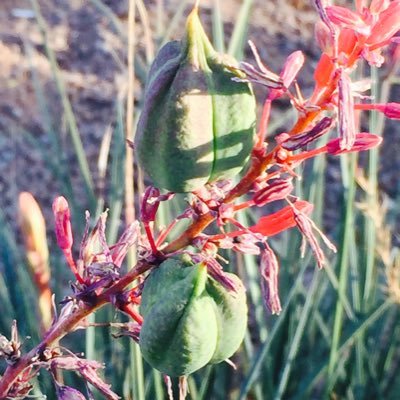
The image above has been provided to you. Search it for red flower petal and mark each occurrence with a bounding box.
[367,1,400,49]
[314,53,335,88]
[250,201,314,236]
[326,5,370,35]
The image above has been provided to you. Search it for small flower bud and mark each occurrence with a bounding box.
[52,196,73,251]
[327,132,382,154]
[19,192,49,271]
[141,186,161,223]
[382,102,400,119]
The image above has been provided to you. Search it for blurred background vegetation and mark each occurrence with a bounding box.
[0,0,399,399]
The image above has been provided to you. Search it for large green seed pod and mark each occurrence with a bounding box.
[135,7,256,193]
[139,259,247,377]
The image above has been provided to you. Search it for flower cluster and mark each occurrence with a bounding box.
[0,1,399,398]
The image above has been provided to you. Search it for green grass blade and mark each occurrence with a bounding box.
[107,101,126,243]
[298,299,393,398]
[212,0,225,52]
[326,154,357,391]
[274,269,322,399]
[238,257,310,399]
[160,0,192,47]
[227,0,254,58]
[362,65,380,310]
[30,0,96,208]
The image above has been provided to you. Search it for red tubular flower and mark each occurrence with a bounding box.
[311,53,336,104]
[322,1,400,66]
[315,20,333,55]
[140,186,161,223]
[315,53,334,86]
[250,200,314,236]
[337,28,359,63]
[355,102,400,119]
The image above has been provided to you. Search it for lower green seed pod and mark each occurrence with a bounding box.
[139,259,247,377]
[207,273,248,364]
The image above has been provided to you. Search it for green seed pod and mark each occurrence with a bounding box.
[135,7,256,193]
[206,273,248,364]
[139,259,247,377]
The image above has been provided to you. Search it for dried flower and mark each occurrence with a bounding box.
[280,117,334,151]
[51,356,120,400]
[260,243,282,314]
[0,321,21,365]
[252,177,294,206]
[55,383,86,400]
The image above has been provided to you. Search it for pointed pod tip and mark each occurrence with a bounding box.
[185,2,216,62]
[191,262,208,297]
[186,2,201,31]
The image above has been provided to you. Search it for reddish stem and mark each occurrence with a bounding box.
[120,304,143,324]
[233,201,254,212]
[64,249,85,284]
[144,223,159,254]
[209,229,247,242]
[255,98,272,148]
[287,146,328,162]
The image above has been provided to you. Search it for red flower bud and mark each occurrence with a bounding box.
[52,196,73,251]
[382,102,400,119]
[327,132,382,155]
